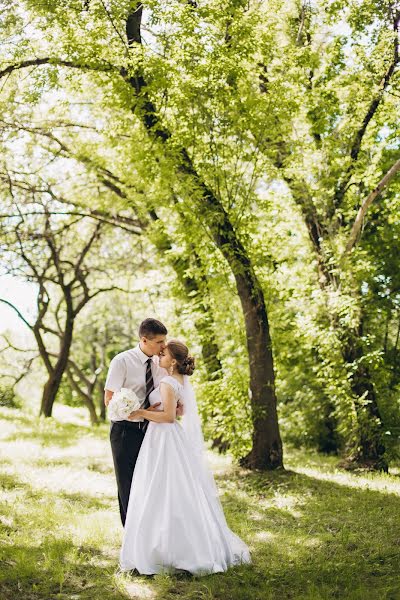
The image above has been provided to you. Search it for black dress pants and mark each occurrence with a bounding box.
[110,420,145,526]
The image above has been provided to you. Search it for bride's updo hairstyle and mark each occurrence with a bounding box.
[167,339,195,376]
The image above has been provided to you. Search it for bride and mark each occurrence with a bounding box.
[120,339,251,576]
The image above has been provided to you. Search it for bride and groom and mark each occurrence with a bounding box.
[104,318,251,575]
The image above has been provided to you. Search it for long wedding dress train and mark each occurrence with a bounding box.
[120,375,251,575]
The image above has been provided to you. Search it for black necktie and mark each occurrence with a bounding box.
[141,358,154,432]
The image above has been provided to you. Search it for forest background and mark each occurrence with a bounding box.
[1,1,400,599]
[1,0,400,471]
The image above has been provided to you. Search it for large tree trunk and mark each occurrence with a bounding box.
[194,201,282,468]
[184,191,283,468]
[124,4,283,470]
[236,270,283,469]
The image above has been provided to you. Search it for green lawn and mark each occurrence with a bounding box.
[0,406,399,600]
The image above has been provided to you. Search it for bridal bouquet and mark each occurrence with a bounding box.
[108,388,141,421]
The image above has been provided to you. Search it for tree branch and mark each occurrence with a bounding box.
[1,209,142,235]
[344,157,400,254]
[48,352,95,389]
[0,57,118,81]
[333,10,400,209]
[43,211,66,288]
[0,333,36,354]
[74,221,102,278]
[0,299,33,329]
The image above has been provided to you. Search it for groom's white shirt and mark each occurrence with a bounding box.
[105,344,167,421]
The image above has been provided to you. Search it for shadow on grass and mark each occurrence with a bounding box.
[196,468,400,600]
[108,468,400,600]
[0,469,126,600]
[0,471,30,490]
[1,407,400,600]
[61,490,113,511]
[0,539,129,600]
[2,466,400,600]
[0,408,108,449]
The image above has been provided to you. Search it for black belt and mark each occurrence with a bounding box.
[110,420,144,430]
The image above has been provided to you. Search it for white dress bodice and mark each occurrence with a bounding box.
[148,375,184,412]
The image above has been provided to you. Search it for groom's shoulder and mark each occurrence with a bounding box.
[110,347,136,363]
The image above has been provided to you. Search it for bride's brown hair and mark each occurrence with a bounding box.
[167,340,195,376]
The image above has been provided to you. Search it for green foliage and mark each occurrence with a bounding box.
[197,364,252,460]
[56,378,80,408]
[0,0,399,465]
[0,384,20,409]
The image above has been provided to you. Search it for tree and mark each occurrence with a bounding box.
[5,0,399,470]
[0,0,284,469]
[0,175,140,416]
[252,0,400,469]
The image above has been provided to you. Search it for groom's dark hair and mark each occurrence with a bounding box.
[139,318,167,338]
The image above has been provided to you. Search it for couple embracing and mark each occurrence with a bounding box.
[104,318,251,576]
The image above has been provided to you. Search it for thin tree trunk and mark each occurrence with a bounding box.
[340,322,388,471]
[40,310,74,417]
[317,400,340,455]
[344,157,400,254]
[97,380,106,421]
[67,368,99,425]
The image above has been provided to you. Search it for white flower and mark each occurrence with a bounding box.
[108,388,141,421]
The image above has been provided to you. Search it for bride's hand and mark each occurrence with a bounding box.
[128,403,162,420]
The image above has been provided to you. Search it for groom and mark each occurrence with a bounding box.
[104,318,177,526]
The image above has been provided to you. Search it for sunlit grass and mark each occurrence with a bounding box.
[1,406,399,599]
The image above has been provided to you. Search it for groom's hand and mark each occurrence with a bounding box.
[146,402,161,412]
[176,401,183,417]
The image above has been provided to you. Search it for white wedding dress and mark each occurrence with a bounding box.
[120,375,251,575]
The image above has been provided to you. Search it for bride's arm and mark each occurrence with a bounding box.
[127,382,177,423]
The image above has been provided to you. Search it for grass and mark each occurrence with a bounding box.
[0,405,399,600]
